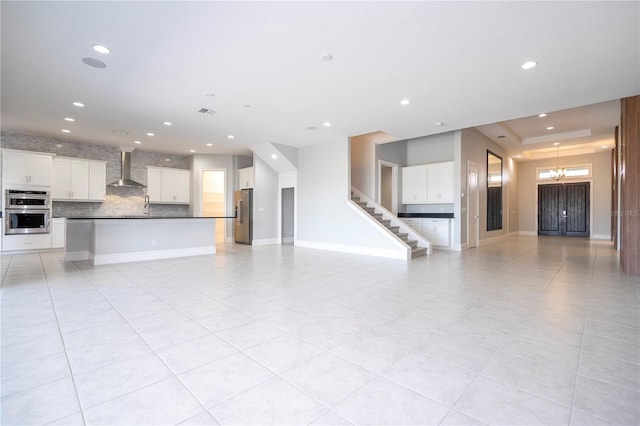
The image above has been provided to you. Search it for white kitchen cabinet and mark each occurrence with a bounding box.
[426,161,454,203]
[146,166,191,204]
[3,234,52,251]
[238,167,254,189]
[422,219,451,247]
[53,157,106,201]
[401,165,427,204]
[88,161,107,201]
[51,218,66,248]
[3,149,53,186]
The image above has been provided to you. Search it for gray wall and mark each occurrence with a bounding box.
[2,131,189,218]
[189,154,237,238]
[406,132,455,165]
[460,128,510,243]
[253,155,279,242]
[518,150,612,238]
[298,137,399,249]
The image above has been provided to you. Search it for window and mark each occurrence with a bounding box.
[536,164,592,181]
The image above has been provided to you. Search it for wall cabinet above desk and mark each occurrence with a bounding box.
[401,161,454,205]
[3,149,53,187]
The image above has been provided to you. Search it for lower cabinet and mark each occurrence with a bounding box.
[402,218,451,248]
[51,218,66,248]
[3,234,52,251]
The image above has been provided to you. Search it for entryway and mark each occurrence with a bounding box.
[281,187,295,244]
[202,170,226,243]
[538,182,590,237]
[378,160,398,214]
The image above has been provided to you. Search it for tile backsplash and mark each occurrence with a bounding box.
[1,131,189,218]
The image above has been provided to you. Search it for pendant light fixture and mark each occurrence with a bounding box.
[549,145,566,181]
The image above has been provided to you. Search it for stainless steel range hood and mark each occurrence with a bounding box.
[108,149,146,188]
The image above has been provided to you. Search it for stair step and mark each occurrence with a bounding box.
[388,226,399,233]
[411,247,428,258]
[407,239,418,248]
[396,232,408,240]
[372,212,383,218]
[379,219,391,226]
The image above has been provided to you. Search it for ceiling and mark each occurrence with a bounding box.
[1,2,639,158]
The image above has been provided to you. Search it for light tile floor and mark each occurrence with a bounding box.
[1,236,639,425]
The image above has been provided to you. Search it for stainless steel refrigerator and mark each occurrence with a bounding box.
[234,189,253,244]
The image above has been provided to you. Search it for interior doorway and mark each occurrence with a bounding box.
[468,162,479,248]
[281,187,295,244]
[538,182,590,237]
[378,160,398,214]
[202,170,226,243]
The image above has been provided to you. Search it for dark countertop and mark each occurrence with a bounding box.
[398,213,454,219]
[63,216,234,220]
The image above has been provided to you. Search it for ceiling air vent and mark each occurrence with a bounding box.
[198,108,215,115]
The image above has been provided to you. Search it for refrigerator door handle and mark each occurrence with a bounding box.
[238,200,243,224]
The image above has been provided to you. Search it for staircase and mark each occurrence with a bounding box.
[351,194,428,259]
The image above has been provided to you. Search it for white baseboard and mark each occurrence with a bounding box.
[517,231,538,236]
[295,239,408,261]
[591,234,611,240]
[282,237,294,244]
[92,246,216,265]
[452,243,463,251]
[252,238,281,246]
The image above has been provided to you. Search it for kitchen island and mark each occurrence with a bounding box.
[65,217,217,265]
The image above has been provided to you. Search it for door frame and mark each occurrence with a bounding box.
[536,179,593,237]
[378,160,398,214]
[467,161,480,248]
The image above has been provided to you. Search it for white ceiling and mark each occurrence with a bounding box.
[1,2,639,157]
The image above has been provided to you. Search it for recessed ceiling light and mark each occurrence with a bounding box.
[271,154,278,160]
[165,158,171,162]
[56,144,63,148]
[146,132,154,136]
[189,149,196,153]
[521,61,537,70]
[323,122,331,127]
[601,145,609,149]
[92,44,110,54]
[547,126,554,130]
[72,102,85,107]
[400,99,411,105]
[513,154,522,158]
[163,122,172,126]
[134,140,142,144]
[538,113,547,118]
[321,53,333,61]
[61,129,70,133]
[553,142,560,146]
[435,122,444,126]
[64,117,75,122]
[206,143,213,147]
[227,135,235,139]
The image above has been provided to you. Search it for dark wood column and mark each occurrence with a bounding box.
[620,96,640,276]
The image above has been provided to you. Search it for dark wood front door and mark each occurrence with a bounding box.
[538,182,590,237]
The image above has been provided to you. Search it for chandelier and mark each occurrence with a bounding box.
[549,146,566,181]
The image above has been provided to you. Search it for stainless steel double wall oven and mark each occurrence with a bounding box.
[5,190,51,234]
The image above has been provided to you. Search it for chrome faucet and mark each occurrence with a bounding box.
[144,195,151,217]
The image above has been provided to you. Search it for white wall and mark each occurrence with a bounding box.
[518,151,612,239]
[298,137,404,257]
[406,132,455,165]
[253,155,279,244]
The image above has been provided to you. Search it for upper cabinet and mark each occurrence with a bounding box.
[3,150,53,187]
[426,161,454,203]
[402,161,454,205]
[53,157,106,202]
[238,166,254,189]
[401,165,428,204]
[146,166,190,204]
